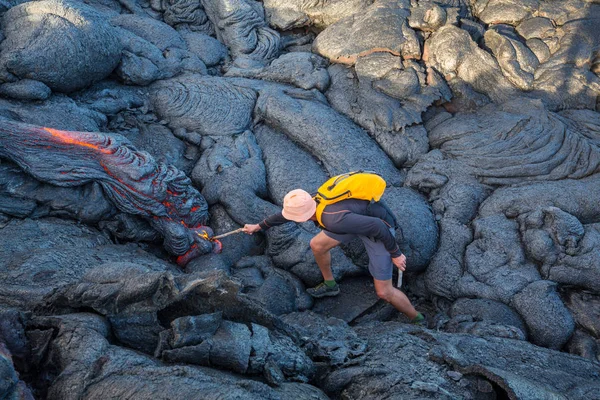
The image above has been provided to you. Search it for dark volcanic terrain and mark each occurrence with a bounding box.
[1,0,600,399]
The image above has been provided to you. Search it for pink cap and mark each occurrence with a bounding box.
[282,189,316,222]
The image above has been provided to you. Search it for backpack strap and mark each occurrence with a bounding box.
[313,195,327,228]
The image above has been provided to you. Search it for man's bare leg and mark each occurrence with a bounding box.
[309,231,341,281]
[373,278,418,319]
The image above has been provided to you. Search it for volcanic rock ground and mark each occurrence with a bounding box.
[1,0,600,399]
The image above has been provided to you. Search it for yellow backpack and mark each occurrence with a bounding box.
[314,171,387,228]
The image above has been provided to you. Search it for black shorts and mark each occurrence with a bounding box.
[323,228,396,281]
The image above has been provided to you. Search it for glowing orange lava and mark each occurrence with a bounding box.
[177,243,199,265]
[38,125,213,265]
[43,127,112,154]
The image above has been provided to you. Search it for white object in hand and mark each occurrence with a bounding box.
[397,271,403,288]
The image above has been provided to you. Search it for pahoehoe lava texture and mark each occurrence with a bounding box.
[427,98,600,185]
[0,0,122,94]
[0,118,211,258]
[202,0,281,67]
[2,0,600,398]
[150,75,257,135]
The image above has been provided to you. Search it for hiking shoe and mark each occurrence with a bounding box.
[307,282,340,298]
[411,312,427,327]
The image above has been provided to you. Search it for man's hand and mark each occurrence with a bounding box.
[242,224,261,235]
[392,254,407,271]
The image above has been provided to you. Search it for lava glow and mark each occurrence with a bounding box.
[43,126,194,225]
[0,121,214,266]
[198,231,210,241]
[43,127,112,154]
[42,124,217,261]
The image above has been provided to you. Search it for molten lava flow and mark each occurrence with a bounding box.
[212,240,223,254]
[43,125,209,234]
[177,243,200,266]
[43,127,112,154]
[176,235,222,266]
[0,119,212,266]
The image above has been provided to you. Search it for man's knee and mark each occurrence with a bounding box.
[310,237,324,253]
[310,236,333,254]
[376,286,394,302]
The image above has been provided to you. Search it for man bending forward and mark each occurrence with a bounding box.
[243,189,424,323]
